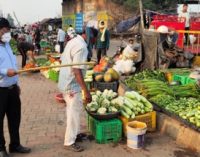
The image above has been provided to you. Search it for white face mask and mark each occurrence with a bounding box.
[1,32,11,43]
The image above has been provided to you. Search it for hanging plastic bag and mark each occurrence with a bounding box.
[55,44,60,53]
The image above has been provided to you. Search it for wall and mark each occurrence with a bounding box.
[62,0,136,29]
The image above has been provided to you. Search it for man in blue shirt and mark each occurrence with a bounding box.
[0,18,31,157]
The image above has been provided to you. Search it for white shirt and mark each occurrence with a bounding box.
[178,12,190,27]
[48,25,53,31]
[57,29,66,42]
[58,35,88,93]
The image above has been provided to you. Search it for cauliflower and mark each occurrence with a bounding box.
[108,106,118,113]
[96,90,102,96]
[111,92,118,98]
[86,102,98,112]
[102,89,109,98]
[97,107,107,114]
[101,99,110,108]
[111,96,124,107]
[92,95,99,102]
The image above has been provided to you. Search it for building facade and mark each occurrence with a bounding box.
[62,0,133,32]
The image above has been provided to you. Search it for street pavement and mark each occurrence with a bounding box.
[2,40,199,157]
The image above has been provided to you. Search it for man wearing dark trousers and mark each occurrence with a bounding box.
[0,18,31,157]
[57,26,66,53]
[96,21,110,64]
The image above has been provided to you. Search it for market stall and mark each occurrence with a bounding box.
[124,69,200,131]
[20,49,199,151]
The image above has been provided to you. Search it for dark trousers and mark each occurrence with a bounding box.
[185,27,190,45]
[0,85,21,151]
[58,42,64,53]
[19,50,27,68]
[97,48,107,64]
[35,42,41,55]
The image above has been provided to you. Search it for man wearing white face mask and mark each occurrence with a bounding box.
[0,18,31,157]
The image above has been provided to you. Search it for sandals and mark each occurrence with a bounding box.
[64,143,84,152]
[76,133,87,142]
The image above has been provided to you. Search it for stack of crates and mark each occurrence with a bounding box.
[87,115,122,144]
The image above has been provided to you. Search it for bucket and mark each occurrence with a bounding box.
[126,121,147,149]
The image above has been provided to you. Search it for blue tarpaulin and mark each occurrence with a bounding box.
[116,16,140,33]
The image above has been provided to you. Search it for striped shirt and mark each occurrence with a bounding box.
[58,35,88,93]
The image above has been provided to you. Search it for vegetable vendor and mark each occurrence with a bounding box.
[0,17,31,157]
[58,27,92,152]
[16,34,36,68]
[157,25,178,69]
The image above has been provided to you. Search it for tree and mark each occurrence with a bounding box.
[110,0,178,11]
[7,13,15,27]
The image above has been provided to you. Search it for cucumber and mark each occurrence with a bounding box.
[121,110,130,119]
[121,105,133,115]
[124,98,134,109]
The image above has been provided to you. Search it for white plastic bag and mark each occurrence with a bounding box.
[113,59,136,74]
[55,44,60,53]
[122,45,138,60]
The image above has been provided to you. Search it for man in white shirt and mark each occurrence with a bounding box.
[178,3,190,44]
[58,27,92,152]
[57,26,66,53]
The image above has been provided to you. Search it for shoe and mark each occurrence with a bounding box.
[75,133,87,142]
[0,151,9,157]
[9,145,31,153]
[64,143,84,152]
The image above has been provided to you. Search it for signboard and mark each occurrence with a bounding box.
[62,14,76,31]
[75,13,84,33]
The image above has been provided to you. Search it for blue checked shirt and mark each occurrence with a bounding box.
[0,42,18,87]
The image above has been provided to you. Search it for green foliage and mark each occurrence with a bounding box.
[111,0,178,11]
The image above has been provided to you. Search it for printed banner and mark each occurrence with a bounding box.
[75,13,84,33]
[62,14,76,31]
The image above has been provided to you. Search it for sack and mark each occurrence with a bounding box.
[55,44,60,53]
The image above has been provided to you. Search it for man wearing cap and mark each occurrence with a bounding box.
[58,27,92,152]
[157,25,179,69]
[96,21,110,63]
[0,18,31,157]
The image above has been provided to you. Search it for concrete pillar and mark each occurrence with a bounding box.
[62,0,76,16]
[76,0,83,13]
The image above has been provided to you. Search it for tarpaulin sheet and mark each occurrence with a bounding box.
[116,16,140,33]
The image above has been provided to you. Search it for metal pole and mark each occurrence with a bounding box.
[139,0,144,30]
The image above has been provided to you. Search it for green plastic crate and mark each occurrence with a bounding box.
[186,77,196,84]
[87,115,122,144]
[173,74,187,85]
[48,70,59,82]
